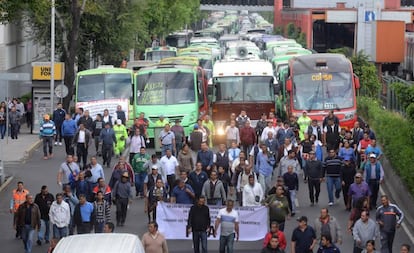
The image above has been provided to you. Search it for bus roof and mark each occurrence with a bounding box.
[213,60,273,77]
[159,56,199,67]
[145,46,177,53]
[178,47,212,55]
[290,53,351,74]
[271,49,312,63]
[77,67,133,76]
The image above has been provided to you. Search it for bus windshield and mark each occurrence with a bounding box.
[146,51,176,61]
[77,73,132,102]
[137,72,195,105]
[214,76,273,102]
[292,72,354,110]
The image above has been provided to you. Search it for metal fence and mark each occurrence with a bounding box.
[358,75,414,116]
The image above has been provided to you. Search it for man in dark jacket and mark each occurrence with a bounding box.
[304,151,324,206]
[73,123,92,169]
[187,196,211,253]
[100,122,116,168]
[77,110,93,131]
[323,150,343,206]
[34,185,54,245]
[52,102,66,146]
[92,114,104,156]
[16,195,41,253]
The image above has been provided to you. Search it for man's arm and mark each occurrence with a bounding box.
[290,241,296,253]
[214,217,221,237]
[235,221,239,241]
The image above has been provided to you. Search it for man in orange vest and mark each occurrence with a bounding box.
[10,181,29,238]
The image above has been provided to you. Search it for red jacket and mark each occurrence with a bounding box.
[240,126,256,146]
[263,230,287,250]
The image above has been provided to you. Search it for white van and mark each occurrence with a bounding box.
[53,233,145,253]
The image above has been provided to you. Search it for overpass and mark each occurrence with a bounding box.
[200,0,274,11]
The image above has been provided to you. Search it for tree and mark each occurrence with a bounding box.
[350,51,381,98]
[1,0,201,111]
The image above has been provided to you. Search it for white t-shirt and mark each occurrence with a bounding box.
[217,208,239,236]
[160,155,179,175]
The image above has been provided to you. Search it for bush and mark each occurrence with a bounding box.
[357,97,414,193]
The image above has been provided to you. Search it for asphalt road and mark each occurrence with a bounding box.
[0,145,412,253]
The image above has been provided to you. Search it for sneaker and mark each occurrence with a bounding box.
[335,191,340,199]
[54,142,58,146]
[59,142,62,146]
[291,212,296,217]
[310,202,314,206]
[329,202,333,206]
[315,198,319,203]
[43,156,48,160]
[45,240,50,244]
[37,239,42,246]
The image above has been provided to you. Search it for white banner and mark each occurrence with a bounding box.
[157,203,268,241]
[76,99,129,121]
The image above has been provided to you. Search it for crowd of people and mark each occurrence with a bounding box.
[8,104,412,253]
[0,98,31,139]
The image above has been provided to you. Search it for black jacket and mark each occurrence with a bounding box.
[187,204,211,232]
[34,193,55,220]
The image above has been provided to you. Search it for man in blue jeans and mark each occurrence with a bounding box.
[214,200,240,253]
[323,149,343,206]
[16,195,41,253]
[187,196,211,253]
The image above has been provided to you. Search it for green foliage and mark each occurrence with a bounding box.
[357,97,414,194]
[351,51,381,98]
[327,47,353,57]
[284,23,306,47]
[274,26,283,35]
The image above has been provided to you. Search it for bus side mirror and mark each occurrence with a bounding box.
[354,75,360,89]
[274,84,280,95]
[286,79,292,92]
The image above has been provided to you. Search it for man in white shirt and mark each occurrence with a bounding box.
[49,193,70,239]
[160,149,179,196]
[214,200,240,252]
[242,175,264,207]
[261,121,277,143]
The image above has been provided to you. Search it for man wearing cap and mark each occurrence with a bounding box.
[143,164,166,198]
[113,119,128,157]
[40,114,56,160]
[348,172,371,209]
[99,122,117,168]
[363,153,384,209]
[171,119,185,156]
[159,124,176,157]
[112,172,132,226]
[291,216,317,253]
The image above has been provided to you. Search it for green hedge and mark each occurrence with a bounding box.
[357,97,414,194]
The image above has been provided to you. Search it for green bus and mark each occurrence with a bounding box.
[75,66,135,126]
[134,57,209,139]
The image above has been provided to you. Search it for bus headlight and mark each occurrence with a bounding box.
[189,111,197,122]
[343,112,355,120]
[215,121,226,136]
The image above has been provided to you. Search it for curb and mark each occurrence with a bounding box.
[0,176,14,193]
[22,139,42,164]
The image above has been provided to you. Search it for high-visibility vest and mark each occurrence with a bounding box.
[12,189,29,213]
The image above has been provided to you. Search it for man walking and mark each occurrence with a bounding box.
[353,210,379,253]
[313,208,342,246]
[10,181,30,239]
[202,170,227,206]
[34,185,54,246]
[187,196,211,253]
[304,151,323,206]
[159,123,176,157]
[52,102,66,146]
[61,113,77,155]
[363,153,384,209]
[376,195,404,253]
[323,150,343,206]
[100,122,116,168]
[291,216,317,253]
[40,114,56,160]
[73,123,92,169]
[113,172,132,226]
[132,147,151,198]
[214,200,239,253]
[49,193,71,239]
[9,105,21,139]
[73,194,95,234]
[16,195,41,253]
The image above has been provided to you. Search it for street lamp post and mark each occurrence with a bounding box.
[50,0,55,113]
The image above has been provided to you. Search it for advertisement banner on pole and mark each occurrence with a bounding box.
[157,202,268,241]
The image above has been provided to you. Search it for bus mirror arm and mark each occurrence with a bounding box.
[354,74,360,89]
[286,79,292,92]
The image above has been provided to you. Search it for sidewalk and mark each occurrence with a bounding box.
[0,126,41,164]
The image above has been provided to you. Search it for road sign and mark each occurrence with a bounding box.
[31,62,64,81]
[54,84,69,98]
[0,73,31,81]
[365,11,376,22]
